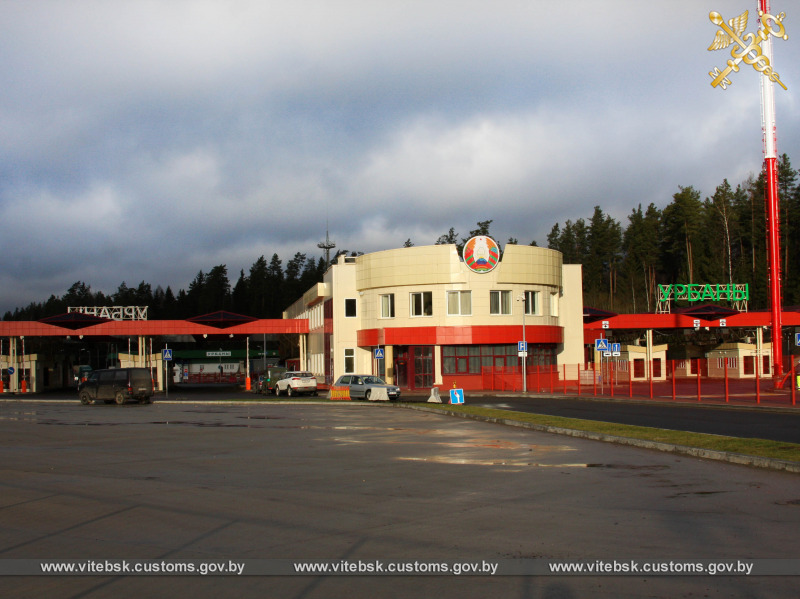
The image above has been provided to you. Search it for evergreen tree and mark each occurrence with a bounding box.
[622,204,661,312]
[660,186,704,284]
[266,253,284,317]
[436,227,459,245]
[231,269,249,314]
[200,265,230,313]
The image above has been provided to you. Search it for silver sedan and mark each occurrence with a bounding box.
[333,375,401,400]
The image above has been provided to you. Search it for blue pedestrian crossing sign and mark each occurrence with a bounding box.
[796,333,800,346]
[162,349,173,361]
[594,338,609,352]
[373,348,385,360]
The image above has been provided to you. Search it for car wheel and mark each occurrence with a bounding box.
[287,386,294,397]
[365,389,372,401]
[273,386,280,396]
[79,391,92,405]
[115,392,126,405]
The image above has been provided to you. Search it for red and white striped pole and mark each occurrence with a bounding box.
[759,0,783,378]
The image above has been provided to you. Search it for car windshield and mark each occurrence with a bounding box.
[362,376,386,384]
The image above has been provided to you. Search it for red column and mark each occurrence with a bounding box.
[765,156,784,378]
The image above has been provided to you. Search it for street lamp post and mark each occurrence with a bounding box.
[518,293,527,393]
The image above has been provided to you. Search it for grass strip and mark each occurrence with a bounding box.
[417,404,800,464]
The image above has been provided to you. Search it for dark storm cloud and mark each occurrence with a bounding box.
[0,0,798,312]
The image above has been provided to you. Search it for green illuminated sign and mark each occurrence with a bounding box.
[658,284,749,303]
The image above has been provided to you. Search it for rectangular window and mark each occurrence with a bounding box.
[380,294,395,318]
[490,290,512,315]
[524,290,539,315]
[550,292,559,317]
[743,356,754,375]
[633,359,645,378]
[411,291,433,317]
[344,298,357,318]
[447,291,472,316]
[344,348,355,374]
[653,359,662,377]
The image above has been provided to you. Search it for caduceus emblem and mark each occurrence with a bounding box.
[707,9,788,90]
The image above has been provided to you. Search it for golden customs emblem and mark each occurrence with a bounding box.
[707,9,788,90]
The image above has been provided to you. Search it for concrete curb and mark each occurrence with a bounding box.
[394,403,800,474]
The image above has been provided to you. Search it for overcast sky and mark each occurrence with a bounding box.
[1,0,798,314]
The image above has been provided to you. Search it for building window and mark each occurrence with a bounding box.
[344,348,355,373]
[410,291,433,317]
[443,344,556,374]
[490,290,512,315]
[653,359,662,377]
[550,292,559,317]
[345,298,357,318]
[380,294,395,318]
[524,290,539,315]
[633,359,645,378]
[447,291,472,316]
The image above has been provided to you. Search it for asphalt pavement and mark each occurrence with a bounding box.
[12,384,800,444]
[1,401,798,599]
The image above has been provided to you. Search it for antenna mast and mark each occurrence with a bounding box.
[317,224,336,267]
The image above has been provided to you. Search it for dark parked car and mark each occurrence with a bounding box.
[78,368,154,405]
[333,375,400,400]
[254,366,287,395]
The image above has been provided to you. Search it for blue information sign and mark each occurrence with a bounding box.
[449,388,464,404]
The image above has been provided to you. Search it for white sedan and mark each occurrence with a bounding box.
[274,372,318,396]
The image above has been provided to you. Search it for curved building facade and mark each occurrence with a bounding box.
[284,241,583,391]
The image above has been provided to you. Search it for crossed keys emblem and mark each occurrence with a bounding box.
[707,9,788,90]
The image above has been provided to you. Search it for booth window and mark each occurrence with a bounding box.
[344,349,355,373]
[345,298,357,318]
